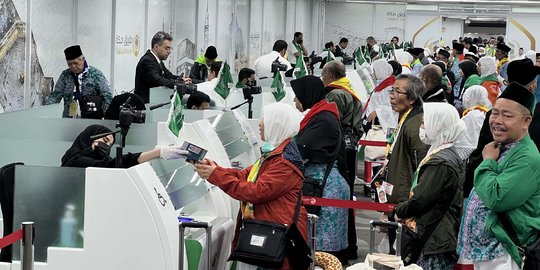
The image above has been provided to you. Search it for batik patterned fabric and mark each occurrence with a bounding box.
[47,65,112,118]
[457,141,519,261]
[305,162,349,251]
[416,253,455,270]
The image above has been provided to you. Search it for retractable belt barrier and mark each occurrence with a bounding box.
[0,229,23,249]
[302,196,396,212]
[358,139,387,147]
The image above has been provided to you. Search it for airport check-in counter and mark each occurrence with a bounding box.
[0,100,262,269]
[3,163,179,270]
[0,68,381,268]
[154,109,264,270]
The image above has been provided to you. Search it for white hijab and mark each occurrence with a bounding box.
[372,59,393,81]
[262,103,301,147]
[422,102,466,155]
[526,50,537,61]
[394,49,413,65]
[478,56,497,77]
[462,85,492,110]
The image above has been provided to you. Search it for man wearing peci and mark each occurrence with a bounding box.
[47,45,113,118]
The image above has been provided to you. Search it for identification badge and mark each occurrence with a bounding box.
[382,181,394,196]
[249,235,266,247]
[68,100,78,117]
[386,128,395,141]
[376,186,387,203]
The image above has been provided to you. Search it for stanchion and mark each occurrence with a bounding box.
[307,214,319,270]
[21,221,34,270]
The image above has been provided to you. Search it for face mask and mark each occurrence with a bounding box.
[419,127,429,144]
[94,141,111,159]
[297,39,303,44]
[261,142,276,155]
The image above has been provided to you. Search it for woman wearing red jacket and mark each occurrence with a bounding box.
[195,102,308,270]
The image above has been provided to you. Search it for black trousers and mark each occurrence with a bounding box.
[345,148,358,259]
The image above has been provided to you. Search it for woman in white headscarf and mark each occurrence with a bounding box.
[455,85,491,160]
[394,49,413,74]
[394,103,466,269]
[363,59,398,131]
[194,103,308,270]
[477,56,501,105]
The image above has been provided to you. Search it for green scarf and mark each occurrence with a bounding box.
[464,74,481,90]
[480,74,499,84]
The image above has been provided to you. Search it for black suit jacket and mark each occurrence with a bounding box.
[134,50,178,103]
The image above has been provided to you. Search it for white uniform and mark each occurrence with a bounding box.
[196,78,226,108]
[253,51,292,79]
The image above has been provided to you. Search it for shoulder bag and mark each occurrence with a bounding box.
[73,75,104,119]
[230,190,311,269]
[79,94,104,119]
[497,212,540,270]
[302,161,334,216]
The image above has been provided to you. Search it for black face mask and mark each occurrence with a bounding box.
[94,141,111,159]
[297,39,303,44]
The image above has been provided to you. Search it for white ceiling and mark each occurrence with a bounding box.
[338,0,540,5]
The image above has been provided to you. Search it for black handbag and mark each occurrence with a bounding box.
[72,74,104,119]
[302,161,334,216]
[230,190,308,269]
[497,212,540,270]
[343,111,361,151]
[79,95,104,119]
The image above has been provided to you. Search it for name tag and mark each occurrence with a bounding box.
[250,235,266,247]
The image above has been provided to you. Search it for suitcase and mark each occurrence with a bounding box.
[368,220,404,270]
[179,221,212,270]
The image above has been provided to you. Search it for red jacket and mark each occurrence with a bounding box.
[208,138,308,269]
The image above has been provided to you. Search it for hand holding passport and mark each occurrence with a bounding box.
[180,141,208,164]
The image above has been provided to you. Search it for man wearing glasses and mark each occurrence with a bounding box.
[384,74,430,256]
[135,31,193,103]
[386,74,429,205]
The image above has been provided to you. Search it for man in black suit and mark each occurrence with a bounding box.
[134,31,192,103]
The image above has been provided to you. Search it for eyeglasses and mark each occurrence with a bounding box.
[389,88,408,95]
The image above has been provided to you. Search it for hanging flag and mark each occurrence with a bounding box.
[355,47,368,66]
[214,61,234,99]
[363,46,372,64]
[390,43,396,59]
[294,54,307,79]
[325,49,334,63]
[166,92,185,137]
[271,71,286,102]
[380,44,388,59]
